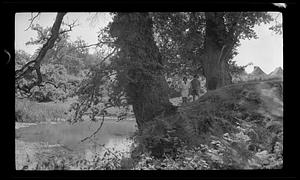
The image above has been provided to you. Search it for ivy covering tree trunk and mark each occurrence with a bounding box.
[109,13,176,130]
[202,12,232,90]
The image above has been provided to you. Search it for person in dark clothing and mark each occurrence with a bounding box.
[190,74,201,101]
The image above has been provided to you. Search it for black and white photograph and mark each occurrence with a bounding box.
[13,9,286,172]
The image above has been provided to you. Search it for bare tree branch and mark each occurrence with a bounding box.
[38,81,68,93]
[25,12,40,31]
[77,41,115,49]
[97,48,118,65]
[60,19,79,34]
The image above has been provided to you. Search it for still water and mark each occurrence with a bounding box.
[15,118,137,159]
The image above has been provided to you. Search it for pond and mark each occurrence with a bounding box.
[15,118,137,169]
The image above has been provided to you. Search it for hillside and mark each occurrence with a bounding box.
[138,79,283,169]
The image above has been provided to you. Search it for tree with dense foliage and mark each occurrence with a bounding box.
[152,12,273,90]
[108,13,177,130]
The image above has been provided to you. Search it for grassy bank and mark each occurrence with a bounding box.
[15,99,70,123]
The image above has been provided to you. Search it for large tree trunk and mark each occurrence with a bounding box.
[110,13,176,130]
[127,75,175,130]
[203,12,232,90]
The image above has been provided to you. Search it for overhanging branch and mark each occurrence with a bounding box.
[60,19,79,34]
[80,113,105,142]
[16,12,67,94]
[25,12,41,31]
[77,41,115,49]
[97,48,118,65]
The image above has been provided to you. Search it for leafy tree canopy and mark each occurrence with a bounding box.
[151,12,274,78]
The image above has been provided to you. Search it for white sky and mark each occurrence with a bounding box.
[15,12,283,74]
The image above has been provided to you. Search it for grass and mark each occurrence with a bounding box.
[15,95,135,123]
[15,98,70,123]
